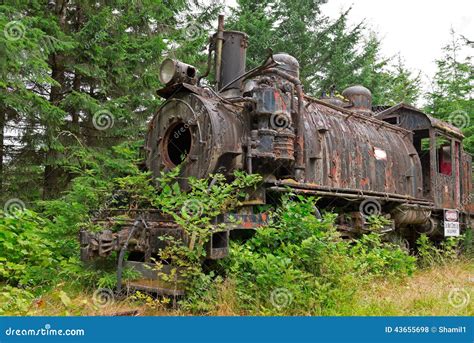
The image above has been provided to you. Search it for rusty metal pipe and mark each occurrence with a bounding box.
[214,14,224,91]
[268,186,435,209]
[197,38,214,85]
[261,68,301,85]
[294,84,305,181]
[273,180,434,204]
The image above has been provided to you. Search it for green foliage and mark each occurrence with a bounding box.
[0,140,147,313]
[154,170,262,250]
[349,233,416,277]
[460,228,474,258]
[0,0,218,200]
[366,214,393,231]
[178,273,224,313]
[197,196,417,315]
[150,170,262,299]
[0,210,60,287]
[97,268,141,290]
[0,285,35,315]
[416,234,463,268]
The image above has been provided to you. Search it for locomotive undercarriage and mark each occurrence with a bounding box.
[79,181,466,296]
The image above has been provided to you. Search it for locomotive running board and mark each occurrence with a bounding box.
[268,180,434,207]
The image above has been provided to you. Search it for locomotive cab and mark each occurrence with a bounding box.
[377,104,472,229]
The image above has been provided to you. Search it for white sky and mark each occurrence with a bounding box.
[321,0,473,82]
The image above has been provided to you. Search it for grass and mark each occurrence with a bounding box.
[23,261,473,316]
[347,260,474,316]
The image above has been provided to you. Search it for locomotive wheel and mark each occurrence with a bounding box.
[384,231,411,253]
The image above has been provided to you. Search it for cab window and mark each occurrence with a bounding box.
[436,135,452,176]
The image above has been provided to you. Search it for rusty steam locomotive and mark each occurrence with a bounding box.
[80,16,473,294]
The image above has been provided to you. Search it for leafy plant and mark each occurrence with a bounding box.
[416,234,463,268]
[366,215,393,231]
[217,195,416,315]
[0,210,60,287]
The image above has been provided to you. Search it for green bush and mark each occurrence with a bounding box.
[349,233,416,277]
[217,195,417,315]
[416,234,463,268]
[0,285,35,315]
[0,210,61,287]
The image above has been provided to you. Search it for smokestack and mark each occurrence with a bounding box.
[214,14,225,91]
[218,30,248,94]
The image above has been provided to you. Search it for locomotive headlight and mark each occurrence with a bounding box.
[159,58,197,86]
[159,59,176,85]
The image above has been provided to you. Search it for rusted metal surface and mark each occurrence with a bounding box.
[214,14,225,91]
[376,103,464,138]
[302,98,423,198]
[269,180,433,205]
[80,210,268,262]
[376,103,469,211]
[145,92,245,182]
[124,261,185,296]
[391,206,432,226]
[461,153,473,212]
[80,17,473,295]
[341,85,373,115]
[219,30,248,92]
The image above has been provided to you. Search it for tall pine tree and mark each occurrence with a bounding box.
[1,0,219,201]
[425,30,473,153]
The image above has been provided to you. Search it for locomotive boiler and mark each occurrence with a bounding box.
[80,16,473,294]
